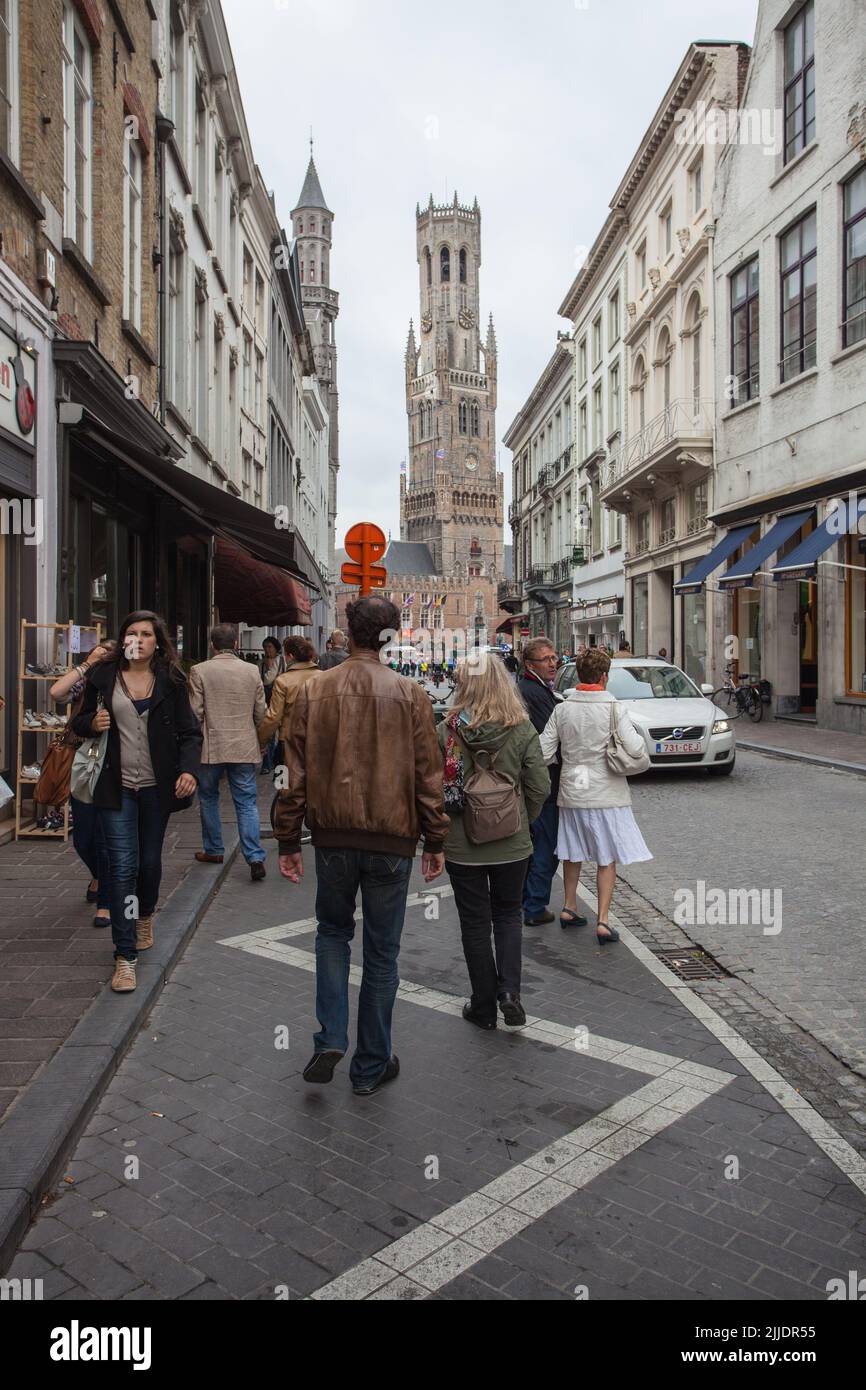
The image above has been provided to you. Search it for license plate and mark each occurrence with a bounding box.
[655,741,702,754]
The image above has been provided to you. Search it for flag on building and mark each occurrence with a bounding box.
[400,459,407,474]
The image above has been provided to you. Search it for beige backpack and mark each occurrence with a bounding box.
[455,733,522,845]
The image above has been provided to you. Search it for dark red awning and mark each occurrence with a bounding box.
[214,538,312,627]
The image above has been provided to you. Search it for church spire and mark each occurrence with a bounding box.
[486,313,497,357]
[293,154,331,215]
[405,319,417,369]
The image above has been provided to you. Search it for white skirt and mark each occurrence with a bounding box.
[557,806,652,866]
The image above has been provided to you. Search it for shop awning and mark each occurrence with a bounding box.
[214,538,312,626]
[59,402,321,592]
[718,509,813,588]
[771,496,865,580]
[673,524,756,595]
[496,616,518,634]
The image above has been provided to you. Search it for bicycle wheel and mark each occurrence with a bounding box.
[712,688,740,718]
[746,690,763,721]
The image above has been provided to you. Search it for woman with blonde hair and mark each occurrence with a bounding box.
[540,646,651,944]
[436,651,550,1029]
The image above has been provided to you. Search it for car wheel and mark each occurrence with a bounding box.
[708,757,735,777]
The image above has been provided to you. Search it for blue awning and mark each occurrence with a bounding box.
[718,509,813,588]
[674,524,757,595]
[772,496,866,580]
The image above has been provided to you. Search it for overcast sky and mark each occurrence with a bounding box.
[223,0,760,547]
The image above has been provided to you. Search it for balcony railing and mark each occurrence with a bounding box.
[449,369,488,390]
[507,501,521,525]
[497,579,523,608]
[634,538,650,556]
[658,526,676,546]
[525,565,547,589]
[686,514,708,535]
[606,398,713,487]
[549,558,572,585]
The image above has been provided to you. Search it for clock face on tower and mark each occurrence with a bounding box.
[458,308,475,329]
[421,311,433,333]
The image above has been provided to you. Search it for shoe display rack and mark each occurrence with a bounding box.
[16,620,102,842]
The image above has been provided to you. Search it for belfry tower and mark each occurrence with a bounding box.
[401,193,503,578]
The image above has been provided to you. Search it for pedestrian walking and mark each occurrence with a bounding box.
[617,638,633,656]
[318,629,349,671]
[70,612,202,992]
[50,641,116,927]
[275,594,448,1096]
[517,636,564,926]
[189,624,268,881]
[437,653,549,1029]
[259,637,286,773]
[257,635,321,766]
[539,646,651,943]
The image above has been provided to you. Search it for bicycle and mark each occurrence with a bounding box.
[712,665,764,722]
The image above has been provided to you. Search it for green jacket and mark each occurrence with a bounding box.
[435,717,550,865]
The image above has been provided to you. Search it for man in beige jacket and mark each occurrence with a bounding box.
[189,624,268,881]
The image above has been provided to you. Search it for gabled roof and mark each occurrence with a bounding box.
[383,540,437,576]
[293,157,331,214]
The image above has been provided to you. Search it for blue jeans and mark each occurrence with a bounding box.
[522,799,560,917]
[313,847,413,1087]
[71,795,110,911]
[260,734,279,773]
[98,788,169,961]
[197,762,265,863]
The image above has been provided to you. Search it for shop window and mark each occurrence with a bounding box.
[681,590,707,685]
[847,535,866,696]
[632,575,648,656]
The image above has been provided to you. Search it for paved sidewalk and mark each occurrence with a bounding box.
[735,717,866,773]
[8,847,866,1300]
[0,781,270,1124]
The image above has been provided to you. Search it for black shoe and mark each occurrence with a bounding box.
[93,913,110,929]
[352,1056,400,1096]
[596,923,620,945]
[250,861,266,882]
[523,910,555,926]
[86,884,99,903]
[498,993,526,1027]
[560,907,588,928]
[303,1049,345,1084]
[462,1003,497,1031]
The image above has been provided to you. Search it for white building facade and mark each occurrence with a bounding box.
[711,0,866,731]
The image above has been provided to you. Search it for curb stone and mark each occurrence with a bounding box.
[0,834,241,1273]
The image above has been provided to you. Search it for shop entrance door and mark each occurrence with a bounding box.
[799,579,818,713]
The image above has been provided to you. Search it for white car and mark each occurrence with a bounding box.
[556,657,735,776]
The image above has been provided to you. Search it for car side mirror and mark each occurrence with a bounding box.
[700,683,714,695]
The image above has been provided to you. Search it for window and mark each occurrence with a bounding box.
[843,168,866,348]
[609,361,620,432]
[591,479,601,554]
[637,242,647,287]
[425,247,432,286]
[242,450,252,503]
[636,511,650,552]
[578,401,588,460]
[609,289,620,344]
[459,248,467,282]
[471,401,480,436]
[633,356,647,432]
[168,13,185,159]
[122,138,142,328]
[661,496,676,543]
[592,315,602,367]
[688,479,707,531]
[780,209,817,381]
[242,331,252,414]
[440,246,450,282]
[62,0,93,255]
[168,235,185,411]
[195,76,207,206]
[592,382,602,450]
[255,270,264,334]
[564,395,572,449]
[229,192,238,294]
[213,328,223,466]
[255,349,263,425]
[784,0,815,163]
[243,246,253,310]
[194,280,207,437]
[847,535,866,697]
[578,338,587,384]
[458,399,467,434]
[657,328,672,411]
[731,257,760,402]
[0,0,19,162]
[692,159,704,216]
[661,202,672,257]
[213,150,224,261]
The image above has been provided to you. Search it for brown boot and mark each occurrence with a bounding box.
[136,915,154,951]
[111,958,136,992]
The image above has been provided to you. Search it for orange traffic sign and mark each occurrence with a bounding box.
[341,522,388,595]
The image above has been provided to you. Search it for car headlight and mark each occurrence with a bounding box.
[712,719,730,734]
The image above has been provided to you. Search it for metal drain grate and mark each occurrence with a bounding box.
[651,947,731,982]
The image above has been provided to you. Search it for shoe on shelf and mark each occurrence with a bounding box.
[23,709,40,727]
[194,851,224,864]
[523,909,555,926]
[25,663,49,676]
[250,861,266,882]
[302,1050,345,1084]
[560,907,588,928]
[111,958,137,992]
[22,763,42,779]
[462,1002,497,1031]
[136,915,154,950]
[352,1056,400,1096]
[498,993,527,1027]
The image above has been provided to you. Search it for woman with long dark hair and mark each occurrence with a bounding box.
[71,612,202,992]
[259,636,286,774]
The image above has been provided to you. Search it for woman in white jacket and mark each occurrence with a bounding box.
[539,647,651,944]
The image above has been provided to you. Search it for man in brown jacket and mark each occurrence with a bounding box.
[189,625,267,881]
[276,595,448,1096]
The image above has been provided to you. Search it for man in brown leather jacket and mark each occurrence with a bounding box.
[276,595,448,1096]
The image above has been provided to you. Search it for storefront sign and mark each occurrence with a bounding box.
[0,326,37,444]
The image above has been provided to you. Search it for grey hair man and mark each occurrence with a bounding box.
[318,629,349,671]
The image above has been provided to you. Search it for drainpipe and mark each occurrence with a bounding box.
[154,111,175,425]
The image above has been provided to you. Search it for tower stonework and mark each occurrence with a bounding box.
[402,194,503,585]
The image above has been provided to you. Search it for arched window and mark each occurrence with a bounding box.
[656,327,672,412]
[309,261,316,282]
[309,219,316,234]
[297,219,303,234]
[458,399,468,434]
[633,354,647,432]
[440,246,450,282]
[686,295,702,414]
[459,248,467,283]
[425,248,432,286]
[471,402,480,436]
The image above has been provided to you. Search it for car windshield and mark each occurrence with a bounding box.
[607,665,701,699]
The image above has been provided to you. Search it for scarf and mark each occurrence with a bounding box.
[442,711,467,811]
